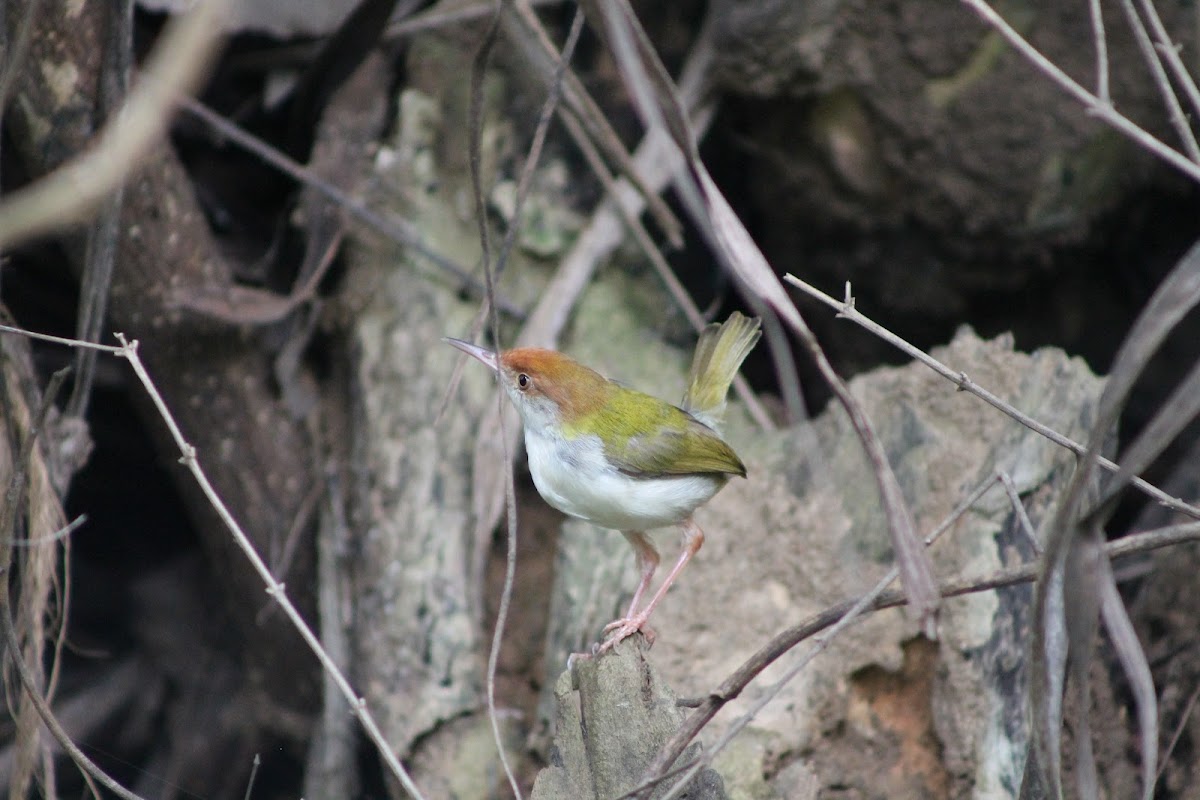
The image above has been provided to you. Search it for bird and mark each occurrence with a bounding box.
[445,312,760,653]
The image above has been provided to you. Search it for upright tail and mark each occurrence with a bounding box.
[681,312,761,430]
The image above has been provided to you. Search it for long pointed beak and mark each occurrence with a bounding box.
[443,337,500,372]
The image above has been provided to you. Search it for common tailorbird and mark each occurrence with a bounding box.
[446,312,760,652]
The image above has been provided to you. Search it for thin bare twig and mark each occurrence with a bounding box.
[1117,0,1200,162]
[647,471,1005,800]
[960,0,1200,184]
[999,471,1042,555]
[175,97,522,317]
[784,275,1200,521]
[452,5,586,354]
[0,596,136,800]
[0,324,125,354]
[111,334,428,799]
[1157,680,1200,786]
[69,0,133,418]
[386,0,561,39]
[1135,0,1200,123]
[1087,0,1110,103]
[629,518,1200,800]
[496,9,584,282]
[466,2,525,795]
[242,753,261,800]
[0,368,122,799]
[3,514,87,548]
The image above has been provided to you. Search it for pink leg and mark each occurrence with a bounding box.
[598,519,704,654]
[620,530,659,618]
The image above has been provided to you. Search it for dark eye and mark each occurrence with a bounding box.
[517,373,530,390]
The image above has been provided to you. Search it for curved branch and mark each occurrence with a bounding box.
[0,0,229,248]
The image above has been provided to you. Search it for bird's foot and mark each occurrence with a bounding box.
[595,613,655,655]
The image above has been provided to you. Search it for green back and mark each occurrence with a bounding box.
[563,387,746,478]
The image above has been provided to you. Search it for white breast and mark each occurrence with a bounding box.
[523,427,727,531]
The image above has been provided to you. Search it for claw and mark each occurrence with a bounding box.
[595,613,656,655]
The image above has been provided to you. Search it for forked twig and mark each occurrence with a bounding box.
[959,0,1200,183]
[1117,0,1200,162]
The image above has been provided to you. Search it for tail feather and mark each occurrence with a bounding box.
[682,312,761,429]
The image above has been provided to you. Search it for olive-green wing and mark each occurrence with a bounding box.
[586,392,746,478]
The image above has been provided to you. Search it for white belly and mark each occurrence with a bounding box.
[523,427,726,531]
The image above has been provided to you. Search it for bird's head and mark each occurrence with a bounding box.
[444,339,611,436]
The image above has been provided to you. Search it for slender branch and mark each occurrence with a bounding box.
[111,335,428,800]
[0,368,134,799]
[960,0,1200,184]
[175,97,522,317]
[650,472,1005,799]
[1087,0,1110,103]
[242,753,261,800]
[493,8,585,283]
[3,514,87,548]
[784,275,1200,521]
[1117,0,1200,162]
[1135,0,1200,121]
[999,471,1041,555]
[0,324,125,353]
[631,518,1200,799]
[0,590,144,800]
[466,3,525,796]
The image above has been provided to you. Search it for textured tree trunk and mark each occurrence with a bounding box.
[5,0,317,729]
